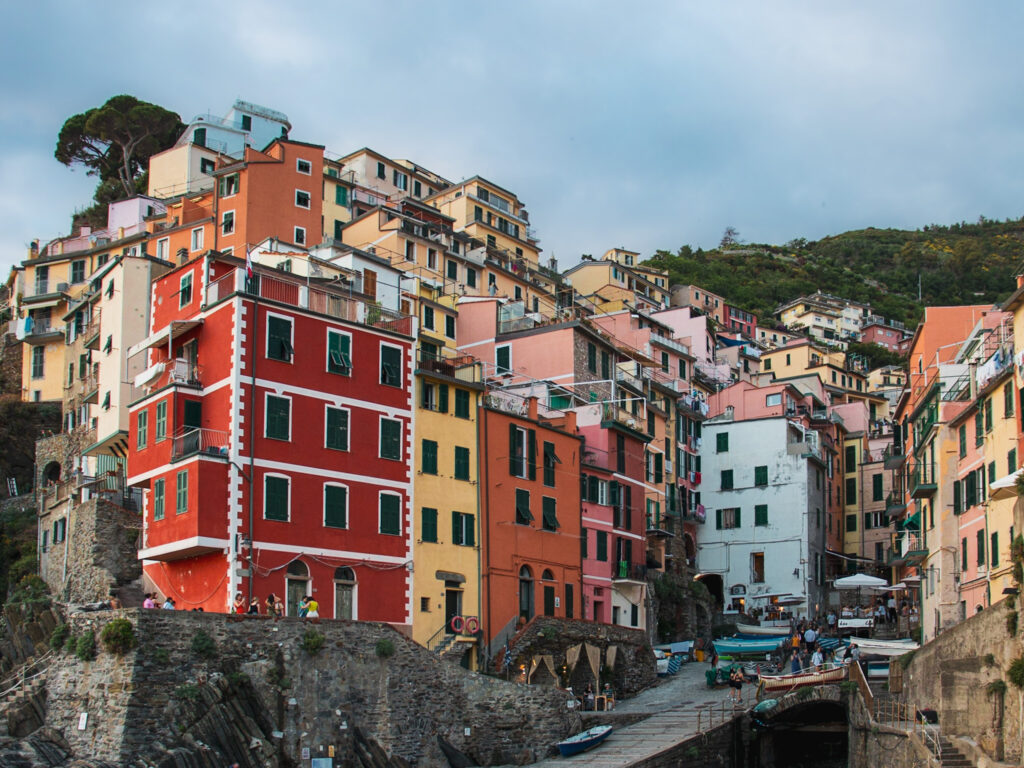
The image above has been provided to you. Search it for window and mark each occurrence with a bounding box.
[445,315,456,339]
[71,259,86,283]
[104,335,112,354]
[199,157,215,174]
[454,389,470,419]
[153,478,165,521]
[751,552,765,583]
[296,158,311,175]
[754,504,768,526]
[381,344,402,386]
[325,407,349,451]
[175,470,189,514]
[496,345,511,373]
[845,477,857,504]
[977,528,985,566]
[515,488,533,525]
[421,440,438,474]
[846,513,857,532]
[221,210,235,235]
[716,432,729,452]
[720,470,733,490]
[155,401,167,441]
[324,484,348,528]
[421,508,438,543]
[542,497,559,531]
[393,170,408,190]
[335,185,348,206]
[601,350,611,380]
[423,306,435,330]
[190,227,204,252]
[240,114,252,131]
[380,493,401,535]
[376,161,386,180]
[992,531,1000,567]
[218,172,239,197]
[265,395,291,440]
[137,411,148,449]
[975,410,984,446]
[294,226,306,245]
[953,479,962,515]
[509,424,536,479]
[872,473,884,502]
[543,441,559,487]
[587,343,597,373]
[413,180,422,197]
[380,418,402,460]
[989,461,997,484]
[156,237,169,261]
[958,425,967,458]
[962,537,968,572]
[176,274,194,310]
[267,315,294,362]
[446,259,458,280]
[454,446,470,480]
[985,398,993,432]
[1009,449,1017,474]
[30,346,44,379]
[1005,384,1015,418]
[452,512,475,546]
[327,329,351,375]
[845,445,856,469]
[466,268,477,288]
[765,393,781,407]
[716,508,740,529]
[754,465,768,486]
[427,248,437,270]
[596,530,608,561]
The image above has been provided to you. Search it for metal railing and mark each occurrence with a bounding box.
[649,333,690,357]
[171,428,230,461]
[613,561,648,581]
[415,348,481,382]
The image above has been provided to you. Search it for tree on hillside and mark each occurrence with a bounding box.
[845,341,907,371]
[55,95,183,199]
[720,226,741,248]
[0,396,60,499]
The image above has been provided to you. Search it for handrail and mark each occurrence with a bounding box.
[850,660,873,715]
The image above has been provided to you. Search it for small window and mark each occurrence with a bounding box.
[221,210,235,235]
[421,439,438,474]
[445,315,456,339]
[267,315,294,362]
[153,478,165,521]
[381,344,402,386]
[296,159,312,175]
[380,493,401,535]
[327,329,351,375]
[423,306,435,330]
[179,273,193,308]
[380,418,402,460]
[137,410,148,450]
[324,484,348,528]
[716,508,740,529]
[454,389,470,419]
[765,393,781,407]
[155,401,167,441]
[754,504,768,526]
[496,345,511,373]
[190,227,204,252]
[175,470,189,514]
[265,395,291,441]
[265,475,290,521]
[754,465,768,486]
[515,488,533,525]
[454,446,470,480]
[421,507,438,543]
[717,432,729,453]
[218,173,239,197]
[721,470,733,490]
[325,407,349,451]
[542,497,559,531]
[295,190,311,209]
[294,226,306,245]
[452,511,475,546]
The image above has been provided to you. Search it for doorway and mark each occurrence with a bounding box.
[285,560,309,616]
[445,587,463,634]
[518,565,534,622]
[334,566,355,620]
[542,569,556,616]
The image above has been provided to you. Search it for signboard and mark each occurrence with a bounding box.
[77,713,88,730]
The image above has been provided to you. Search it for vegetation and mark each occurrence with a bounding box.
[100,618,137,655]
[1008,610,1018,637]
[8,574,51,609]
[645,218,1024,330]
[75,631,97,662]
[266,667,291,689]
[897,650,917,670]
[190,629,217,659]
[300,629,325,656]
[985,653,997,667]
[1008,656,1024,689]
[375,638,396,658]
[49,623,69,651]
[987,679,1008,697]
[54,94,183,229]
[174,683,200,701]
[844,341,907,370]
[150,647,170,664]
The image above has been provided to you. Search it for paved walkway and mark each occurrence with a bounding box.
[533,662,749,767]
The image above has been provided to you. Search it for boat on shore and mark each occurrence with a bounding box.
[843,637,919,657]
[735,624,791,636]
[713,636,786,655]
[758,664,847,693]
[557,725,613,757]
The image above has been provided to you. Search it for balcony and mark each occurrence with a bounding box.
[678,392,709,419]
[646,368,682,393]
[787,440,822,462]
[615,367,645,393]
[885,491,907,518]
[601,404,650,441]
[909,461,936,498]
[581,445,614,471]
[171,427,230,461]
[23,319,65,345]
[415,349,482,385]
[612,561,648,583]
[649,333,690,358]
[883,444,906,470]
[912,402,938,451]
[888,534,927,566]
[84,308,101,349]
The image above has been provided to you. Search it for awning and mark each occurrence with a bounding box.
[126,319,203,358]
[435,570,465,584]
[23,297,61,309]
[990,469,1022,500]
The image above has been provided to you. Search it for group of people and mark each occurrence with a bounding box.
[568,683,615,711]
[142,592,175,610]
[231,592,320,618]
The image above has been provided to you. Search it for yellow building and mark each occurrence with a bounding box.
[321,156,357,242]
[563,255,670,315]
[411,309,484,668]
[761,339,882,413]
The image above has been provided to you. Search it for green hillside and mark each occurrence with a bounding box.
[644,217,1024,329]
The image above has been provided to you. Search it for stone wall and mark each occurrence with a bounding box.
[0,332,22,395]
[62,498,142,602]
[904,596,1024,764]
[499,615,657,697]
[24,609,581,767]
[631,718,748,768]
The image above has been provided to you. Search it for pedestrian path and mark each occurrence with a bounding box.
[533,662,747,767]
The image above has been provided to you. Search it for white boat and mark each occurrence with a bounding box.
[844,637,919,657]
[736,624,792,636]
[759,664,847,693]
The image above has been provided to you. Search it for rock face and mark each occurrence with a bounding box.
[1,609,584,767]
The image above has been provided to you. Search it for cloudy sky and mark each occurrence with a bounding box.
[3,2,1023,279]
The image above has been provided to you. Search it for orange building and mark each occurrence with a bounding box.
[478,396,582,657]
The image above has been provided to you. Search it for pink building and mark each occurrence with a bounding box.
[862,321,910,355]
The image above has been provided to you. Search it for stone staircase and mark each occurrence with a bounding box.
[938,737,972,768]
[0,656,50,739]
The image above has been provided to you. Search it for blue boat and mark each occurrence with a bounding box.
[712,636,786,655]
[557,725,613,757]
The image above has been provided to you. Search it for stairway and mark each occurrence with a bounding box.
[938,738,972,768]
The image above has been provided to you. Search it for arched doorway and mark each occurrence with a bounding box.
[519,565,534,622]
[541,569,556,616]
[683,533,697,568]
[334,566,355,620]
[696,573,724,607]
[285,560,309,616]
[42,461,61,486]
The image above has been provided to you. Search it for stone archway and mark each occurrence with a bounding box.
[696,573,724,607]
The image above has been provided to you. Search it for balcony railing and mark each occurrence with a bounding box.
[601,403,646,435]
[615,368,645,392]
[888,533,926,565]
[613,561,649,582]
[171,428,230,461]
[678,392,709,418]
[415,348,481,383]
[909,461,936,498]
[885,491,908,518]
[646,368,683,393]
[581,445,614,471]
[912,403,938,451]
[649,333,690,357]
[883,444,906,470]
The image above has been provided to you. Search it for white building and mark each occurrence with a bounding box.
[698,414,830,618]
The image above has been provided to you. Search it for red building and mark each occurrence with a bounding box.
[127,252,415,625]
[478,396,582,653]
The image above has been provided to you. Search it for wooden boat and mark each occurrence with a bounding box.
[713,636,786,655]
[759,664,847,693]
[735,624,792,636]
[844,637,919,657]
[557,725,613,757]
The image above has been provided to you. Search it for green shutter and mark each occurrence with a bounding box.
[326,408,348,450]
[380,494,401,535]
[872,473,883,501]
[735,508,741,527]
[176,470,188,514]
[717,432,728,452]
[543,497,559,530]
[587,343,596,373]
[496,345,510,372]
[609,480,620,506]
[654,453,663,484]
[953,481,962,515]
[846,513,857,532]
[265,476,289,521]
[527,429,537,480]
[509,423,519,475]
[422,439,437,474]
[452,512,462,545]
[454,446,470,480]
[422,508,437,542]
[716,509,722,529]
[438,384,448,413]
[755,465,768,486]
[335,184,348,206]
[455,389,470,418]
[596,530,607,561]
[515,488,533,523]
[268,316,292,361]
[324,485,347,528]
[381,345,402,386]
[381,419,401,459]
[328,332,351,374]
[266,396,290,440]
[755,504,768,526]
[153,479,164,520]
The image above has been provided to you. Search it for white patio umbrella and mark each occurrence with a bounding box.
[834,573,888,589]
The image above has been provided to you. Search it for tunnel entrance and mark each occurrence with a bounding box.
[755,700,848,767]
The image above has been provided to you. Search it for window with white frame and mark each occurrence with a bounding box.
[156,237,169,261]
[179,273,193,308]
[264,474,289,521]
[324,483,348,528]
[296,158,312,175]
[294,226,306,245]
[221,210,235,235]
[295,190,311,209]
[190,227,204,252]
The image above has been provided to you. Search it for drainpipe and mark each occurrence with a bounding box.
[482,405,492,664]
[473,382,484,667]
[246,271,259,603]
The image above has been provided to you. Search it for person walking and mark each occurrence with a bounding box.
[811,647,823,669]
[790,649,802,674]
[729,666,745,706]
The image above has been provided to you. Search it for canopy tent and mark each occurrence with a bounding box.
[834,574,888,589]
[990,469,1022,501]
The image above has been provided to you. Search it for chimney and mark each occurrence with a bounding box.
[527,397,538,421]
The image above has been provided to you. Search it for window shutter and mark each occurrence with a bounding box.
[509,424,517,475]
[716,509,722,529]
[466,515,475,547]
[588,475,599,502]
[953,480,961,515]
[610,480,620,506]
[735,508,741,527]
[581,473,588,502]
[422,508,437,542]
[324,486,347,528]
[438,385,448,413]
[452,513,461,545]
[527,429,537,480]
[654,453,663,484]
